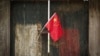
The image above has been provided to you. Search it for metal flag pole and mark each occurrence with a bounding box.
[37,12,56,41]
[48,0,50,55]
[38,0,51,55]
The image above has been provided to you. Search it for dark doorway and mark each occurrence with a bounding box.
[10,1,48,56]
[10,1,88,56]
[50,1,88,56]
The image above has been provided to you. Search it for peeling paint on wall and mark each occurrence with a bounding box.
[15,24,42,56]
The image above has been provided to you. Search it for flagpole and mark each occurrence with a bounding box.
[37,12,56,42]
[48,0,50,55]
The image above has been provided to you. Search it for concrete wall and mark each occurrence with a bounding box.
[0,0,100,56]
[0,0,10,56]
[15,24,42,56]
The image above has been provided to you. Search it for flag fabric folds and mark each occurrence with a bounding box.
[45,12,63,42]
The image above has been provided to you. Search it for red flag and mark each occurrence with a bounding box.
[45,12,63,42]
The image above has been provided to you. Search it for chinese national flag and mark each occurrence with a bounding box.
[45,12,63,42]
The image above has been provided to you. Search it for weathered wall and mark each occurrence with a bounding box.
[89,0,100,56]
[10,2,48,56]
[0,0,10,56]
[15,24,42,56]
